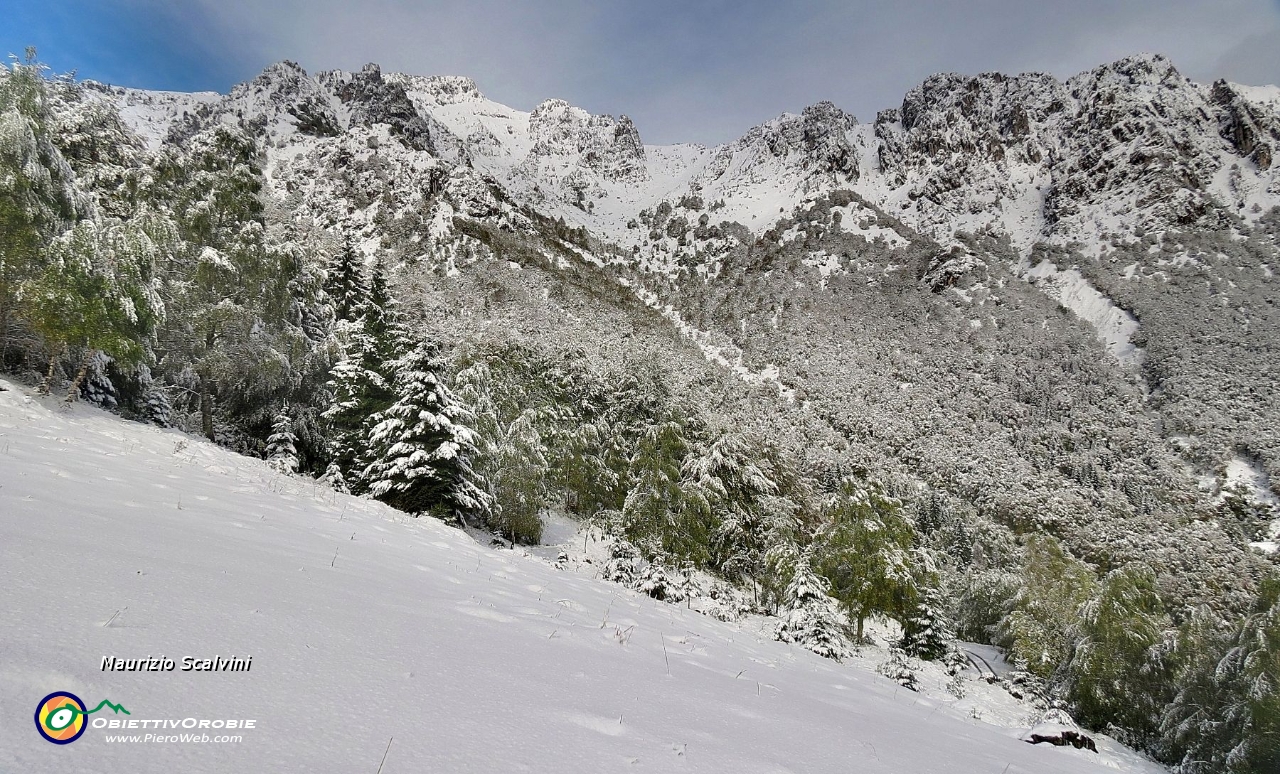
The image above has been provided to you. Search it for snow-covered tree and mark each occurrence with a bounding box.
[137,365,173,427]
[361,342,490,522]
[319,461,349,494]
[900,585,956,661]
[145,124,305,442]
[602,539,639,584]
[634,561,685,602]
[1065,563,1171,746]
[1161,578,1280,773]
[775,550,851,660]
[455,361,548,544]
[998,535,1098,680]
[621,420,692,561]
[684,433,799,596]
[23,216,164,396]
[816,478,918,642]
[878,647,920,691]
[0,52,83,367]
[322,328,390,482]
[266,412,300,474]
[323,237,369,324]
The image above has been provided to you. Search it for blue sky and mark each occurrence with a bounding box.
[4,1,1279,144]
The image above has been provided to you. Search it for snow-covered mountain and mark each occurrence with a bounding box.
[86,52,1280,559]
[95,54,1271,249]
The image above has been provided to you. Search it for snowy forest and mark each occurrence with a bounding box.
[3,50,1279,772]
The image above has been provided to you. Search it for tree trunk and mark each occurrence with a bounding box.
[0,304,9,372]
[65,349,94,402]
[200,380,215,441]
[40,343,64,395]
[856,614,865,643]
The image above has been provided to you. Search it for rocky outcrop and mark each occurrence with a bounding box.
[1211,79,1279,170]
[325,63,436,154]
[524,99,647,184]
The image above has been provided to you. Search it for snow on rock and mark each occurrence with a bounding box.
[1024,260,1143,367]
[1215,455,1280,553]
[0,379,1164,773]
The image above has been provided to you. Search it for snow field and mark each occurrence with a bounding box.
[0,380,1162,772]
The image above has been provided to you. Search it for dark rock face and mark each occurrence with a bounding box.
[871,53,1272,238]
[330,63,436,154]
[1211,80,1279,170]
[754,101,861,181]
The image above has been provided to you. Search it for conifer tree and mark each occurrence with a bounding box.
[900,585,956,661]
[998,535,1098,680]
[621,420,692,561]
[362,342,490,522]
[1065,563,1171,746]
[456,361,549,545]
[1162,578,1280,773]
[775,549,851,660]
[635,561,685,602]
[266,412,300,474]
[322,329,390,484]
[148,125,295,441]
[138,365,173,427]
[324,237,369,324]
[0,51,83,368]
[319,461,349,494]
[23,217,162,396]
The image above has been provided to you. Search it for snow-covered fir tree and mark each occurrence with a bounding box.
[361,342,490,522]
[139,368,173,428]
[602,539,639,584]
[319,461,349,494]
[900,586,955,661]
[323,238,369,325]
[265,412,300,474]
[322,328,391,483]
[634,561,685,602]
[774,551,852,661]
[877,647,920,691]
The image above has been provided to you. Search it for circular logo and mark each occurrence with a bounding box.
[35,692,88,744]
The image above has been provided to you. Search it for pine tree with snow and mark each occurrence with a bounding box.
[266,412,300,475]
[141,377,173,428]
[815,477,919,642]
[1161,578,1280,773]
[877,647,920,691]
[900,586,955,661]
[454,362,548,544]
[322,328,391,484]
[1065,563,1171,747]
[319,461,349,494]
[774,551,852,661]
[361,342,491,522]
[602,539,639,584]
[621,420,692,561]
[78,351,118,409]
[323,237,368,324]
[634,561,685,602]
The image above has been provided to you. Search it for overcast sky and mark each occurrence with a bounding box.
[6,1,1280,145]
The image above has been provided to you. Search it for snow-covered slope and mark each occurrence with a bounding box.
[0,383,1163,773]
